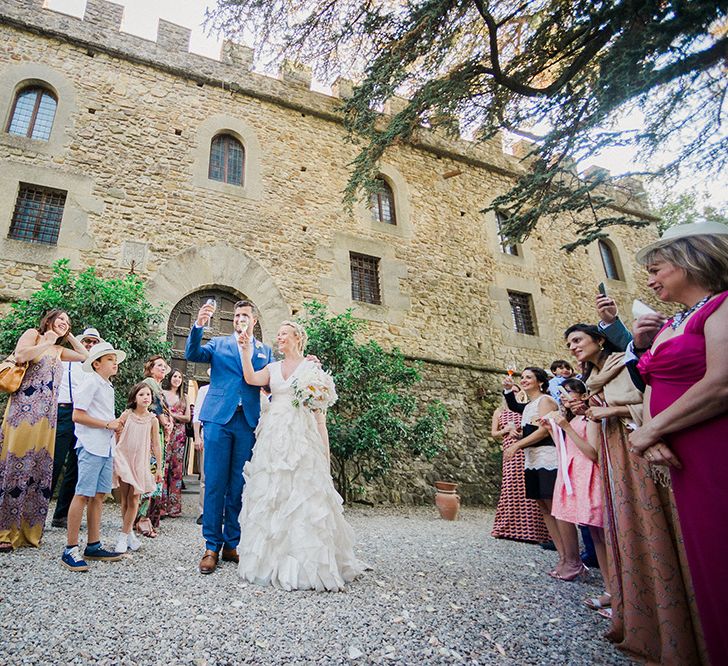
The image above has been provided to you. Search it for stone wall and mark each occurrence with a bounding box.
[0,1,662,505]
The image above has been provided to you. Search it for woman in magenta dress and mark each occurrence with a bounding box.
[630,222,728,665]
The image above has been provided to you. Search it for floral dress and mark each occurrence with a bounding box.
[0,350,62,548]
[160,399,186,518]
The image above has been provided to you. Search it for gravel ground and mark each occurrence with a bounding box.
[0,490,633,666]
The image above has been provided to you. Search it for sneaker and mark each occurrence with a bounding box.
[127,531,141,551]
[115,534,129,554]
[83,544,125,561]
[61,546,89,572]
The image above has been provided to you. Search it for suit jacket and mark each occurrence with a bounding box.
[601,319,645,392]
[185,325,274,428]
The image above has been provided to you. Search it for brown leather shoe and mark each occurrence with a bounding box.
[199,549,219,574]
[221,547,239,564]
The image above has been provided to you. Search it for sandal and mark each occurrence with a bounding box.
[584,593,611,611]
[597,607,613,620]
[136,518,157,538]
[0,541,13,553]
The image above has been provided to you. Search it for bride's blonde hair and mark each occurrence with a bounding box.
[280,320,308,353]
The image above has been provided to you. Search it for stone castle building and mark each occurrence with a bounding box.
[0,0,658,504]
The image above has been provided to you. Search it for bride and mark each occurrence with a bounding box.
[237,320,366,591]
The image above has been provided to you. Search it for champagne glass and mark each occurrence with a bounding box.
[505,361,517,377]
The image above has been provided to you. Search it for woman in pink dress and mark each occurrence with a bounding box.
[630,222,728,665]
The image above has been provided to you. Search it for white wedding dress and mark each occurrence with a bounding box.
[238,360,366,591]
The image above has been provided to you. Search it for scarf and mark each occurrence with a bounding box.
[585,352,644,428]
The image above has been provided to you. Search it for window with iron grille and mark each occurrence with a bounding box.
[350,252,382,304]
[507,290,537,335]
[8,183,66,245]
[496,211,518,255]
[6,86,58,141]
[370,178,397,225]
[208,133,244,185]
[598,240,621,281]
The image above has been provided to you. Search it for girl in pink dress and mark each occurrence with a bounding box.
[543,379,610,609]
[113,382,162,554]
[630,223,728,664]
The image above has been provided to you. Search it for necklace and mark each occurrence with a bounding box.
[670,295,712,330]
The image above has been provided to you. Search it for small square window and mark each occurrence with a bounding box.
[507,290,537,335]
[8,183,67,245]
[496,211,519,256]
[350,252,382,304]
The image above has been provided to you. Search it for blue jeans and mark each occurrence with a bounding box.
[202,410,255,552]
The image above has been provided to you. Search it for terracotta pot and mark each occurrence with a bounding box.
[434,481,460,520]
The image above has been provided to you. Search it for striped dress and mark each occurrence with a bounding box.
[491,408,550,543]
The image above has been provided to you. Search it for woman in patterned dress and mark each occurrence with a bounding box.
[491,395,549,543]
[161,369,190,518]
[0,310,88,551]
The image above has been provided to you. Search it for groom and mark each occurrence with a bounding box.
[185,300,274,574]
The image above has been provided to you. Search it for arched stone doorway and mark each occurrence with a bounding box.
[166,287,263,383]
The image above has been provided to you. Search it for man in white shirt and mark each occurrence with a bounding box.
[192,380,210,526]
[50,328,102,529]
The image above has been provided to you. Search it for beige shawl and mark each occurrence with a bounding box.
[585,352,644,428]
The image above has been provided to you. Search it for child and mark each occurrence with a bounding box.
[548,360,574,402]
[61,342,127,571]
[113,383,163,553]
[543,379,610,614]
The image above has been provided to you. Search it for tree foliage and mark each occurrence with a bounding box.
[208,0,727,249]
[0,260,170,413]
[652,190,728,234]
[299,301,448,503]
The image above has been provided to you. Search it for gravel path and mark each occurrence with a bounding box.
[0,491,633,665]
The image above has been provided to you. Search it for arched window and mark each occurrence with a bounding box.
[370,177,396,225]
[6,86,57,141]
[208,133,244,185]
[598,240,622,281]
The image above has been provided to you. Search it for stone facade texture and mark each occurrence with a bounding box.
[0,0,660,505]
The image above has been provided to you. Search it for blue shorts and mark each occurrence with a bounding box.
[75,447,113,497]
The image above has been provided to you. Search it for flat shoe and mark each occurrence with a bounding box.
[597,607,613,620]
[0,541,13,553]
[584,593,611,610]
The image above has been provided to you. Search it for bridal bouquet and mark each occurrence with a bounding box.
[291,364,338,412]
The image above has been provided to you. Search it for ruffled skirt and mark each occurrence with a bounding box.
[238,401,365,591]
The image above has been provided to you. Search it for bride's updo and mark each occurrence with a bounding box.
[281,320,308,353]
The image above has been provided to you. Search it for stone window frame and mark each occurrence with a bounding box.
[369,177,397,226]
[597,238,624,281]
[208,133,245,186]
[349,252,382,304]
[484,207,533,265]
[0,164,98,270]
[317,232,410,324]
[490,273,554,353]
[6,85,58,141]
[586,234,634,292]
[8,183,67,246]
[356,164,413,239]
[191,115,263,201]
[0,63,77,156]
[507,289,538,336]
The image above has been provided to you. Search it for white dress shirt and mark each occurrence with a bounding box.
[57,361,87,404]
[73,372,115,457]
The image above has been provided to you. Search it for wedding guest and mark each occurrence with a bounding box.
[0,310,88,552]
[113,383,162,554]
[191,374,210,526]
[50,327,102,529]
[566,323,701,663]
[629,221,728,665]
[490,392,550,544]
[542,378,610,614]
[61,342,126,571]
[135,356,171,538]
[161,369,190,519]
[503,368,583,580]
[547,360,573,402]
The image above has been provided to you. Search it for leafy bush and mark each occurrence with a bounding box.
[300,301,448,503]
[0,260,170,413]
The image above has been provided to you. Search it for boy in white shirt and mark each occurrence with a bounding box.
[61,342,127,571]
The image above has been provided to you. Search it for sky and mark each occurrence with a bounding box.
[46,0,727,210]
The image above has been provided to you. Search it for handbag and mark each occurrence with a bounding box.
[0,354,28,394]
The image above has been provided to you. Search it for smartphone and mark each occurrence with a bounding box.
[204,298,216,324]
[598,282,607,297]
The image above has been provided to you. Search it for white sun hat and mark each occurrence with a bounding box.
[82,341,127,373]
[636,221,728,263]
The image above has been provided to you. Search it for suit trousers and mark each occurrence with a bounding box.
[201,409,255,552]
[51,406,75,496]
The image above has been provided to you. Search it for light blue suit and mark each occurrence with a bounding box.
[185,325,274,552]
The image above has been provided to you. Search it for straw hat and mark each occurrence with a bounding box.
[79,327,102,342]
[636,221,728,263]
[82,341,126,372]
